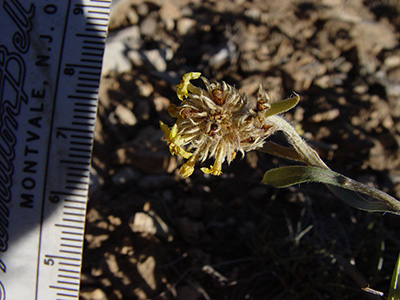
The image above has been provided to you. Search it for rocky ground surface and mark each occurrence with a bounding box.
[80,0,400,299]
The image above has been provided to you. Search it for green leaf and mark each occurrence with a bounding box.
[262,165,397,213]
[264,93,300,118]
[388,252,400,300]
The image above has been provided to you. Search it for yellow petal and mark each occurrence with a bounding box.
[169,143,192,159]
[159,120,170,137]
[169,123,178,139]
[201,165,222,176]
[180,163,195,178]
[176,72,201,100]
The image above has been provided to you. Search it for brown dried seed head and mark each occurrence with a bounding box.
[212,89,225,106]
[257,99,271,111]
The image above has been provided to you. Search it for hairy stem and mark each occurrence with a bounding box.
[264,115,400,214]
[269,115,329,169]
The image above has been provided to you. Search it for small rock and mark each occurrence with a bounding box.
[208,47,230,69]
[114,104,137,126]
[127,49,145,67]
[102,40,131,75]
[137,256,157,290]
[177,18,196,35]
[309,109,340,122]
[80,288,107,300]
[102,26,142,74]
[140,16,158,36]
[137,81,154,97]
[109,0,139,30]
[153,96,170,112]
[160,2,181,31]
[130,211,173,241]
[136,2,149,16]
[143,48,173,72]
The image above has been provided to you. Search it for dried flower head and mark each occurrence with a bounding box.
[160,72,299,178]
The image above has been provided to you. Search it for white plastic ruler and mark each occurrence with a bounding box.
[0,0,111,299]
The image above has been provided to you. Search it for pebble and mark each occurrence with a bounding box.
[152,96,170,112]
[137,256,157,290]
[140,16,158,36]
[143,48,173,72]
[102,26,142,74]
[130,211,173,241]
[177,18,196,35]
[114,104,137,126]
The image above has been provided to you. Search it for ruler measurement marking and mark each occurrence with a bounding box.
[68,153,92,159]
[58,274,80,280]
[82,40,105,45]
[50,285,79,292]
[60,243,83,249]
[61,160,91,166]
[71,122,95,127]
[77,83,99,88]
[67,180,88,185]
[65,187,88,192]
[67,165,90,171]
[70,121,95,126]
[56,293,78,298]
[57,126,93,134]
[66,63,101,70]
[70,141,92,149]
[82,45,104,51]
[75,3,109,8]
[79,70,101,75]
[76,89,98,94]
[81,58,103,63]
[51,191,87,197]
[82,51,104,57]
[61,230,84,236]
[66,170,90,176]
[60,249,83,255]
[45,255,81,262]
[57,280,80,286]
[64,207,86,212]
[73,115,96,121]
[62,218,85,223]
[77,77,100,82]
[75,102,97,108]
[76,33,106,39]
[88,10,109,15]
[85,28,107,33]
[64,198,86,203]
[63,210,86,215]
[66,172,89,178]
[86,22,108,27]
[59,262,81,268]
[69,145,92,150]
[56,223,85,230]
[58,268,80,273]
[87,17,108,21]
[61,236,84,241]
[74,109,96,114]
[70,135,93,141]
